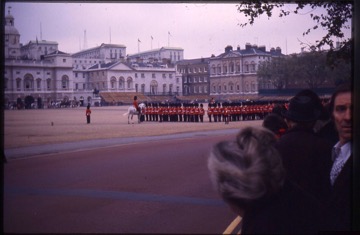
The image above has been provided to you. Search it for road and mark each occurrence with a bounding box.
[4,130,238,234]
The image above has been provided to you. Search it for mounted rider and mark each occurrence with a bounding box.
[133,96,140,113]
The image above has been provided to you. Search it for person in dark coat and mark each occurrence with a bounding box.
[275,94,333,201]
[321,82,352,231]
[262,113,288,139]
[208,126,320,234]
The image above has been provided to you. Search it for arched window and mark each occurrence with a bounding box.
[150,80,158,95]
[24,74,34,91]
[119,77,125,90]
[127,77,133,89]
[217,64,221,75]
[141,84,145,93]
[110,76,117,89]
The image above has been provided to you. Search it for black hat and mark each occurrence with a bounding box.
[282,95,321,122]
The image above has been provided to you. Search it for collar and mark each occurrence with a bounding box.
[332,141,352,162]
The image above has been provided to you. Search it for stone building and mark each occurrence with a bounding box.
[176,58,210,96]
[4,8,75,108]
[209,44,283,98]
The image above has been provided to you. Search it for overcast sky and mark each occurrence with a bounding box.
[5,2,352,59]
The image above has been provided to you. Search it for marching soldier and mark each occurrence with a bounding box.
[199,103,205,122]
[207,103,214,122]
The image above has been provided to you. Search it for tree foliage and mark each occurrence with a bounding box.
[236,1,353,51]
[257,51,351,90]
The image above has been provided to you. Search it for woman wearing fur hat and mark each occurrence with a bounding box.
[208,126,320,234]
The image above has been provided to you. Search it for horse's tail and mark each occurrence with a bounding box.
[122,112,129,116]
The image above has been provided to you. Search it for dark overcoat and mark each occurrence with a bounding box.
[274,126,333,200]
[321,155,352,231]
[241,180,321,234]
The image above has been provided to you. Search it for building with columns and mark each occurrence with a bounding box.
[4,8,76,108]
[209,44,283,97]
[3,8,182,107]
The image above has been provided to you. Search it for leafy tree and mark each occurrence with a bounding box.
[257,57,289,89]
[236,1,353,61]
[258,50,351,90]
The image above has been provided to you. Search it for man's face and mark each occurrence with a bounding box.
[333,91,352,145]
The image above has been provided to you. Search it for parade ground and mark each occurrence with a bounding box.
[4,105,263,233]
[4,105,263,149]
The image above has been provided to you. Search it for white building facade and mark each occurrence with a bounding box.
[87,61,181,96]
[209,44,283,96]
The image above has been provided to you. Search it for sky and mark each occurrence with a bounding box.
[4,1,352,59]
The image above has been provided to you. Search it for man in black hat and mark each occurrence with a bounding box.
[274,93,333,202]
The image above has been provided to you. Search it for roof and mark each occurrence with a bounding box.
[25,40,59,46]
[88,61,120,70]
[46,50,69,56]
[128,46,184,57]
[176,57,211,65]
[213,45,283,60]
[72,43,126,56]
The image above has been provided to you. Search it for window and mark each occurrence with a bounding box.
[47,79,51,90]
[236,63,240,73]
[163,84,167,94]
[63,59,66,63]
[16,78,21,90]
[36,79,41,90]
[141,73,145,78]
[223,65,227,74]
[162,74,166,78]
[212,66,216,74]
[169,74,173,78]
[152,73,156,78]
[229,62,234,73]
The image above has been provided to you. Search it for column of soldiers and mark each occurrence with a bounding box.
[141,100,287,123]
[142,102,206,123]
[207,101,284,123]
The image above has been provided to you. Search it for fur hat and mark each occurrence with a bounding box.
[282,95,321,122]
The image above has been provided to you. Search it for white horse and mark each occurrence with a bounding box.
[123,103,146,124]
